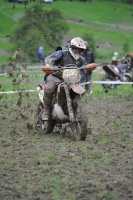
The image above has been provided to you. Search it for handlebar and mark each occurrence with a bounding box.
[79,63,97,70]
[42,63,97,72]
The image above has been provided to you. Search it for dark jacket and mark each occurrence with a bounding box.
[82,49,95,64]
[38,49,45,60]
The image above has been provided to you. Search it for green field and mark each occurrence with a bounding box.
[0,0,133,64]
[0,0,133,97]
[0,68,133,99]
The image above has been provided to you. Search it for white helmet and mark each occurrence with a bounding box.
[114,52,118,56]
[70,37,86,49]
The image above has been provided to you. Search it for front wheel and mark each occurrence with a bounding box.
[71,96,89,141]
[102,75,117,92]
[71,120,88,141]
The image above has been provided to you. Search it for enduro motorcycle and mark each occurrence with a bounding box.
[101,54,133,92]
[36,63,97,141]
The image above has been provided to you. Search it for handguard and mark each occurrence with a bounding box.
[86,63,97,72]
[42,65,55,74]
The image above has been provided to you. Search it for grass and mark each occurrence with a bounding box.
[83,161,95,170]
[0,0,133,64]
[0,68,133,100]
[97,137,108,146]
[121,133,130,142]
[0,137,12,147]
[99,190,119,200]
[44,1,133,24]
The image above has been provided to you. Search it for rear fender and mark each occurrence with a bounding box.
[103,65,119,78]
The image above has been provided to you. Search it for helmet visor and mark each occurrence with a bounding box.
[72,46,84,54]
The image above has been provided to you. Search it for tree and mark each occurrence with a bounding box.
[10,3,69,63]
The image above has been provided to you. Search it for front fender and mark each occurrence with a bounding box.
[70,84,85,94]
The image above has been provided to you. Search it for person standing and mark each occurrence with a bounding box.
[12,48,21,65]
[37,46,45,62]
[82,41,95,94]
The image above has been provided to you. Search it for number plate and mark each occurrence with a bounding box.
[63,69,79,79]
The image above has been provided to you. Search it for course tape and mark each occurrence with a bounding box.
[0,90,36,94]
[0,81,133,94]
[0,73,44,77]
[81,81,133,85]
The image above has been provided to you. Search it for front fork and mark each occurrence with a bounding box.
[63,84,75,122]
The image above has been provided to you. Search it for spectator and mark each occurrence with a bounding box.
[37,46,45,62]
[12,48,20,64]
[111,52,119,65]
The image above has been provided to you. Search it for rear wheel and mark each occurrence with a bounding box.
[36,101,55,134]
[102,75,117,92]
[43,120,55,134]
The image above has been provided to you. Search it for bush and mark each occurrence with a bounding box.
[10,4,69,62]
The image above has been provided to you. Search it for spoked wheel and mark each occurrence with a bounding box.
[36,101,55,134]
[71,96,89,141]
[102,75,117,92]
[71,122,81,141]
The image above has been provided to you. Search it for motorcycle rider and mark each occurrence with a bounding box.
[82,41,95,94]
[43,46,63,84]
[42,37,86,120]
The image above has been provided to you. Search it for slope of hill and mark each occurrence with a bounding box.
[0,0,133,63]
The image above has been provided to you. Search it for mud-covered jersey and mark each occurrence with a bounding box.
[45,49,86,67]
[45,49,86,80]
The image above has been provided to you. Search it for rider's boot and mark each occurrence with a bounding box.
[42,92,53,120]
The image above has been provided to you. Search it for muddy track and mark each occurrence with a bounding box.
[0,94,133,200]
